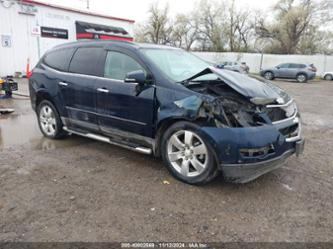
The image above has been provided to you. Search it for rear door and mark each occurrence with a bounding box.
[64,46,105,132]
[95,49,155,139]
[287,63,301,78]
[41,47,75,115]
[276,63,290,78]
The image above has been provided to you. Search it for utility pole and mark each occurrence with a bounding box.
[79,0,89,9]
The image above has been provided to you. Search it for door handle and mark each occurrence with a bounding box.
[59,82,68,86]
[97,88,109,93]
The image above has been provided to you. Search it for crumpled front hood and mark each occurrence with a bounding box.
[185,67,291,104]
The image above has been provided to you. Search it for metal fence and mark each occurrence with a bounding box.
[194,52,333,76]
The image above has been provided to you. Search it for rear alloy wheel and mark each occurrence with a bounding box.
[161,122,218,185]
[264,71,274,80]
[324,74,333,81]
[37,100,67,139]
[296,73,307,83]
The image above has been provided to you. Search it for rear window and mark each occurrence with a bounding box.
[43,48,75,72]
[69,47,104,76]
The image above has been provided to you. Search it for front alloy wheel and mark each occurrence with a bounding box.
[264,71,274,80]
[167,130,208,177]
[161,122,218,185]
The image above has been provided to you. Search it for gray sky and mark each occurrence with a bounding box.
[37,0,278,23]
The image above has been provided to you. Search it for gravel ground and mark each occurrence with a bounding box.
[0,79,332,242]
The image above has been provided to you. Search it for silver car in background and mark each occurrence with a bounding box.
[260,63,317,83]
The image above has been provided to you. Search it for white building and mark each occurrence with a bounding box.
[0,0,135,76]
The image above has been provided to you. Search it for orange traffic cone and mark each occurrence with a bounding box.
[26,58,32,78]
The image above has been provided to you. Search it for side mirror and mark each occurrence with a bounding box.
[124,70,146,85]
[276,66,280,69]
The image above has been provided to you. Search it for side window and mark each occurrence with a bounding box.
[279,64,289,68]
[290,64,304,69]
[289,64,303,69]
[43,48,75,72]
[104,51,145,80]
[69,47,104,76]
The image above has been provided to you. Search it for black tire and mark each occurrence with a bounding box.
[161,121,218,185]
[264,71,274,80]
[296,73,307,83]
[37,100,67,139]
[324,74,333,81]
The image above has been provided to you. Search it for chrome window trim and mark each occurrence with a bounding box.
[42,63,144,85]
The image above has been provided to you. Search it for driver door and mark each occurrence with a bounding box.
[95,50,155,138]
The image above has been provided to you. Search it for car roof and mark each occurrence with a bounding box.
[279,63,309,65]
[52,40,180,51]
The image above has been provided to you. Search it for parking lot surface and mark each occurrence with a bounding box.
[0,79,332,242]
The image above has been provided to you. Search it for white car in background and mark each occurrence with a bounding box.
[323,72,333,81]
[219,61,250,74]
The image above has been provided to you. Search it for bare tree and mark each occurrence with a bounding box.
[255,0,332,54]
[134,23,149,43]
[298,26,333,54]
[171,13,201,50]
[134,0,332,54]
[226,0,253,52]
[196,0,226,51]
[256,0,308,53]
[134,3,172,44]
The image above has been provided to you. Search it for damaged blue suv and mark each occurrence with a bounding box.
[29,41,305,185]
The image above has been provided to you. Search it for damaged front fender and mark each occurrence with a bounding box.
[173,95,231,127]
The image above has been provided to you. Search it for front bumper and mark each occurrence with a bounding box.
[222,138,304,183]
[200,113,304,183]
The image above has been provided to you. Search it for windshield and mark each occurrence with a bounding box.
[142,48,214,82]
